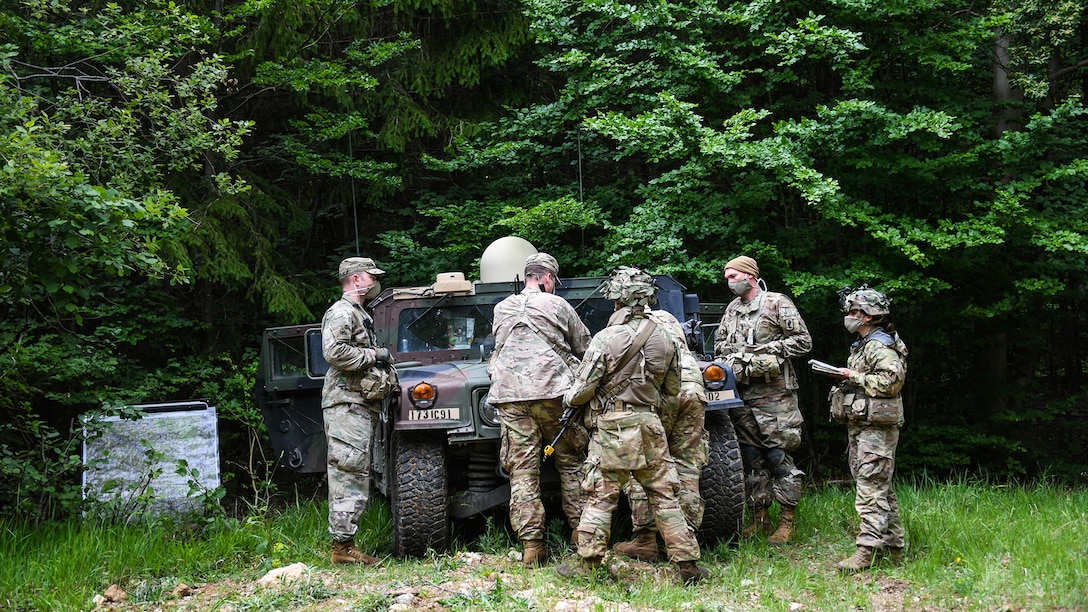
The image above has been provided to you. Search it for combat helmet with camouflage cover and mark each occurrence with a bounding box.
[842,285,891,317]
[605,266,658,307]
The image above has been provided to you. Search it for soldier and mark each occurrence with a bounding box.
[613,299,708,561]
[715,256,812,545]
[321,257,397,565]
[558,267,709,585]
[489,252,592,567]
[829,286,907,572]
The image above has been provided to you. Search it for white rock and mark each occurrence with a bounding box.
[256,562,308,585]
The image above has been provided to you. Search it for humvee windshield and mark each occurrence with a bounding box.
[396,296,617,353]
[272,294,623,379]
[399,305,495,352]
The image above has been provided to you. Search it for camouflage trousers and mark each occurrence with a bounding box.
[576,414,700,563]
[624,391,708,532]
[733,387,805,510]
[324,403,377,541]
[847,423,904,549]
[497,398,587,541]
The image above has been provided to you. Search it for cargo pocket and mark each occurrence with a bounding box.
[829,388,853,424]
[747,353,782,380]
[595,412,648,471]
[848,396,870,423]
[867,396,903,425]
[353,365,398,400]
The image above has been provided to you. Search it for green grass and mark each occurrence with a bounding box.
[1,478,1085,611]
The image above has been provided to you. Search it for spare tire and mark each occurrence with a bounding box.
[697,409,744,546]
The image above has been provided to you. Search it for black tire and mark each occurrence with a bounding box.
[391,433,449,557]
[698,409,745,546]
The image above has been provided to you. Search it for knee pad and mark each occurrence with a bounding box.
[765,448,795,478]
[741,444,763,469]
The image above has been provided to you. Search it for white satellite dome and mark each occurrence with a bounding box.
[479,237,537,283]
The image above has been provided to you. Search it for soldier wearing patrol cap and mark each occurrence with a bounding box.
[829,286,908,572]
[489,251,591,567]
[321,256,396,565]
[715,255,812,545]
[558,267,709,585]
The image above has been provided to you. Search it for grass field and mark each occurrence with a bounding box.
[2,478,1085,611]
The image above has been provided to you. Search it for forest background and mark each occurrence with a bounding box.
[2,0,1087,522]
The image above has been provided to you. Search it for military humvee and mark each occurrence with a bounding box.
[257,239,745,557]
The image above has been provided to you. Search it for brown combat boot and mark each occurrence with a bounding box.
[556,556,604,579]
[522,539,548,567]
[331,538,383,565]
[677,560,710,585]
[767,507,795,545]
[612,531,661,561]
[836,545,876,572]
[741,508,773,539]
[880,546,904,566]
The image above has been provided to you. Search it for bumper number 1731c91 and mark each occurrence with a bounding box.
[407,408,461,421]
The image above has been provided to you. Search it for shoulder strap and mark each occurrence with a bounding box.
[616,319,656,372]
[602,319,657,396]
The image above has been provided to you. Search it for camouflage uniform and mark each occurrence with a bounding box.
[321,296,391,541]
[844,327,907,551]
[624,309,708,533]
[715,289,811,514]
[565,305,701,564]
[489,284,591,541]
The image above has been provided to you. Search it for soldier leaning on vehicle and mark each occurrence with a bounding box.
[612,273,709,562]
[488,252,592,567]
[558,267,709,586]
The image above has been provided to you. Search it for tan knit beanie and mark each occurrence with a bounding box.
[724,256,759,279]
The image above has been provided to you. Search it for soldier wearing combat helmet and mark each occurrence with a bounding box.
[488,251,591,567]
[558,267,709,585]
[829,286,908,572]
[715,255,812,544]
[611,268,710,562]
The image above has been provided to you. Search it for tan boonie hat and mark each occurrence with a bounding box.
[525,252,560,276]
[338,257,386,279]
[724,255,759,279]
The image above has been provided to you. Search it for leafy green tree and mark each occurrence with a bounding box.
[0,1,253,519]
[415,0,1088,478]
[0,0,541,519]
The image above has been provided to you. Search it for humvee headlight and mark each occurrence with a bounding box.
[479,393,500,427]
[410,382,437,409]
[703,363,727,392]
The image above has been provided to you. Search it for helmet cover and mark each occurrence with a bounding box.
[843,284,891,317]
[605,266,658,307]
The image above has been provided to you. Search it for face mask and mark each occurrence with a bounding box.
[362,280,381,300]
[346,280,382,300]
[728,279,751,297]
[843,315,863,334]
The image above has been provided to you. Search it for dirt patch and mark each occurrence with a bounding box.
[93,551,679,612]
[870,576,910,611]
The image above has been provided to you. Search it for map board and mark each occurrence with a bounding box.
[82,400,221,518]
